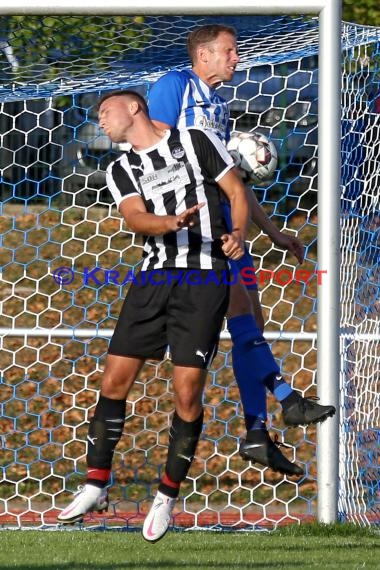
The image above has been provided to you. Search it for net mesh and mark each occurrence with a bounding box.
[340,31,380,524]
[0,15,379,529]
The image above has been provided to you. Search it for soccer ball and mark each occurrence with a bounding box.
[226,131,278,183]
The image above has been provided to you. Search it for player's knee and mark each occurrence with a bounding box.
[173,367,206,420]
[101,354,142,399]
[101,371,134,400]
[175,400,203,422]
[174,391,203,421]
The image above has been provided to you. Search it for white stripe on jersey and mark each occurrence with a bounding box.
[178,78,208,132]
[178,129,213,270]
[138,150,170,270]
[177,81,191,132]
[106,154,140,208]
[145,136,190,270]
[106,127,233,271]
[177,72,229,142]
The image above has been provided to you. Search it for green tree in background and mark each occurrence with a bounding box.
[1,9,378,87]
[343,0,380,26]
[1,15,150,81]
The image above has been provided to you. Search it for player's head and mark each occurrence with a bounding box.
[98,90,149,143]
[187,24,239,86]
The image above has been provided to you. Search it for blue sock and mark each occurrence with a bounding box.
[231,337,267,425]
[228,314,281,428]
[228,314,295,406]
[263,372,293,402]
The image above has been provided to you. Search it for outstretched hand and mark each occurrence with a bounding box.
[175,203,205,230]
[272,232,305,264]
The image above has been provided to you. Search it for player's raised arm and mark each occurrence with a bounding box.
[246,190,304,263]
[216,169,249,260]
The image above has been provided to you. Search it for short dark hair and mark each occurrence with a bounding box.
[187,24,237,65]
[97,89,149,114]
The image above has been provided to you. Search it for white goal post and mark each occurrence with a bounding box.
[0,1,343,527]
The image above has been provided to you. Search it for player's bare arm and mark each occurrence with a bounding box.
[270,232,305,264]
[217,168,249,260]
[119,195,205,235]
[246,189,304,263]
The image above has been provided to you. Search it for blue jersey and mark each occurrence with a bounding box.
[149,68,257,289]
[148,69,230,143]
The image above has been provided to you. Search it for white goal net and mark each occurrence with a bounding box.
[0,14,379,529]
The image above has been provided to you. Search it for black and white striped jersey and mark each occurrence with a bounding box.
[106,127,234,271]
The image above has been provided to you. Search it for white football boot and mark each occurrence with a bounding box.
[142,491,176,543]
[57,484,108,524]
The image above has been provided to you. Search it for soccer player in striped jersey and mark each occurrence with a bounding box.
[58,90,249,542]
[149,24,335,476]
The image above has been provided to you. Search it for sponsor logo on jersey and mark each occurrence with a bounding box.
[170,145,185,159]
[139,162,190,199]
[194,115,224,134]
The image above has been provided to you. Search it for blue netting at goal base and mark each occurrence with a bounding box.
[358,430,380,520]
[0,15,379,529]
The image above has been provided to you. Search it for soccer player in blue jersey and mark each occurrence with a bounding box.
[149,24,336,476]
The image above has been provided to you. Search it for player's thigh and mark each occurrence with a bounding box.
[248,288,265,332]
[227,247,258,318]
[227,276,252,318]
[167,269,229,369]
[108,273,169,360]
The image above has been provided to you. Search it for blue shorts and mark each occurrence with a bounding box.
[221,201,258,291]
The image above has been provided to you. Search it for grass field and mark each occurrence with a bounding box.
[0,523,379,570]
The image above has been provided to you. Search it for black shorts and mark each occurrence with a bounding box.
[108,269,229,369]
